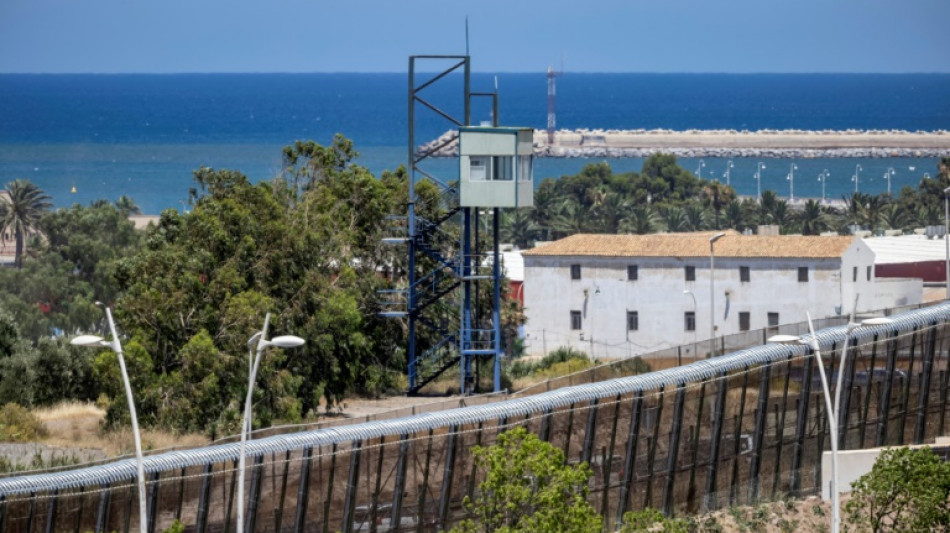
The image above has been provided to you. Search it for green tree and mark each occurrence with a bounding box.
[843,446,950,533]
[0,180,52,267]
[449,426,601,533]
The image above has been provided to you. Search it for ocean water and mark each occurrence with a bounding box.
[1,73,948,214]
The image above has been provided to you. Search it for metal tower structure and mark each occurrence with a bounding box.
[380,55,513,395]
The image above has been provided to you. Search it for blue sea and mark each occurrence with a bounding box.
[1,73,948,214]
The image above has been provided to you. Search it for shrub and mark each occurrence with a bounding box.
[448,426,602,533]
[0,402,49,442]
[620,508,691,532]
[843,446,950,532]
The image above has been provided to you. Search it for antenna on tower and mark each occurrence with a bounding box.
[465,17,470,56]
[546,61,564,145]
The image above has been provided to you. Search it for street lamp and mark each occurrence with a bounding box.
[787,163,798,202]
[770,313,894,533]
[696,159,706,180]
[852,164,863,194]
[709,232,726,358]
[944,186,950,299]
[754,162,766,202]
[237,313,305,533]
[723,160,734,186]
[884,167,895,196]
[818,170,829,203]
[71,304,147,533]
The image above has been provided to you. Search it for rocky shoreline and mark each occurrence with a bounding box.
[419,128,950,159]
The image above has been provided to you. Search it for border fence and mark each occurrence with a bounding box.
[2,302,950,532]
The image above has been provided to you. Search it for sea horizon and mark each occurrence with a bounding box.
[1,72,948,214]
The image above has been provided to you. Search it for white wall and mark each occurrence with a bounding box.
[874,278,923,309]
[523,246,875,359]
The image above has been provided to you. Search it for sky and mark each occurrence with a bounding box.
[2,0,949,74]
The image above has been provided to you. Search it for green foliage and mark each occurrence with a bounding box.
[506,346,591,379]
[112,137,406,432]
[620,508,692,532]
[161,520,185,533]
[0,402,48,442]
[843,446,950,532]
[449,426,602,533]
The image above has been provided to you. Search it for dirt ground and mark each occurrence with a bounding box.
[688,497,833,533]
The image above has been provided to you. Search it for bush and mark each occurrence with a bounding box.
[449,426,601,533]
[843,446,950,532]
[0,402,48,442]
[505,346,592,379]
[620,508,692,532]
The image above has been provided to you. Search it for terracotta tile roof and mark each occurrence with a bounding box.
[523,233,857,259]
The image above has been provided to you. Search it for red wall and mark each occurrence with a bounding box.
[876,261,945,283]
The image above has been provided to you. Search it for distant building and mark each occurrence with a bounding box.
[864,233,948,283]
[520,232,913,359]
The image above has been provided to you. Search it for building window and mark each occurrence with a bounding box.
[685,265,696,281]
[627,311,639,331]
[853,266,858,282]
[740,266,750,282]
[768,312,779,327]
[739,312,751,331]
[867,266,872,281]
[798,266,809,282]
[493,156,513,181]
[627,265,638,281]
[570,310,582,330]
[570,264,581,280]
[685,311,696,331]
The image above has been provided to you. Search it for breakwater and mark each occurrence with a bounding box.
[420,129,950,159]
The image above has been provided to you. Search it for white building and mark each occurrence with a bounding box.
[521,232,883,359]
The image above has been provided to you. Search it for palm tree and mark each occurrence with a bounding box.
[621,206,661,235]
[797,199,829,235]
[683,203,708,231]
[0,180,52,267]
[590,190,631,233]
[660,205,689,233]
[701,180,736,229]
[500,209,538,249]
[723,200,746,231]
[115,195,142,216]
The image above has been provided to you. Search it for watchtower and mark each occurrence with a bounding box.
[378,55,534,395]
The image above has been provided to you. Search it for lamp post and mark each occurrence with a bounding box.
[818,170,829,203]
[944,186,950,299]
[72,305,147,533]
[723,160,734,186]
[708,232,726,358]
[770,313,894,533]
[787,163,798,202]
[884,167,895,195]
[237,313,305,533]
[755,162,766,202]
[696,159,706,180]
[852,164,863,194]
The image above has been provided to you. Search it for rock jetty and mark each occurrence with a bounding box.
[418,128,950,159]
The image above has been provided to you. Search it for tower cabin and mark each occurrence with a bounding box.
[459,126,534,208]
